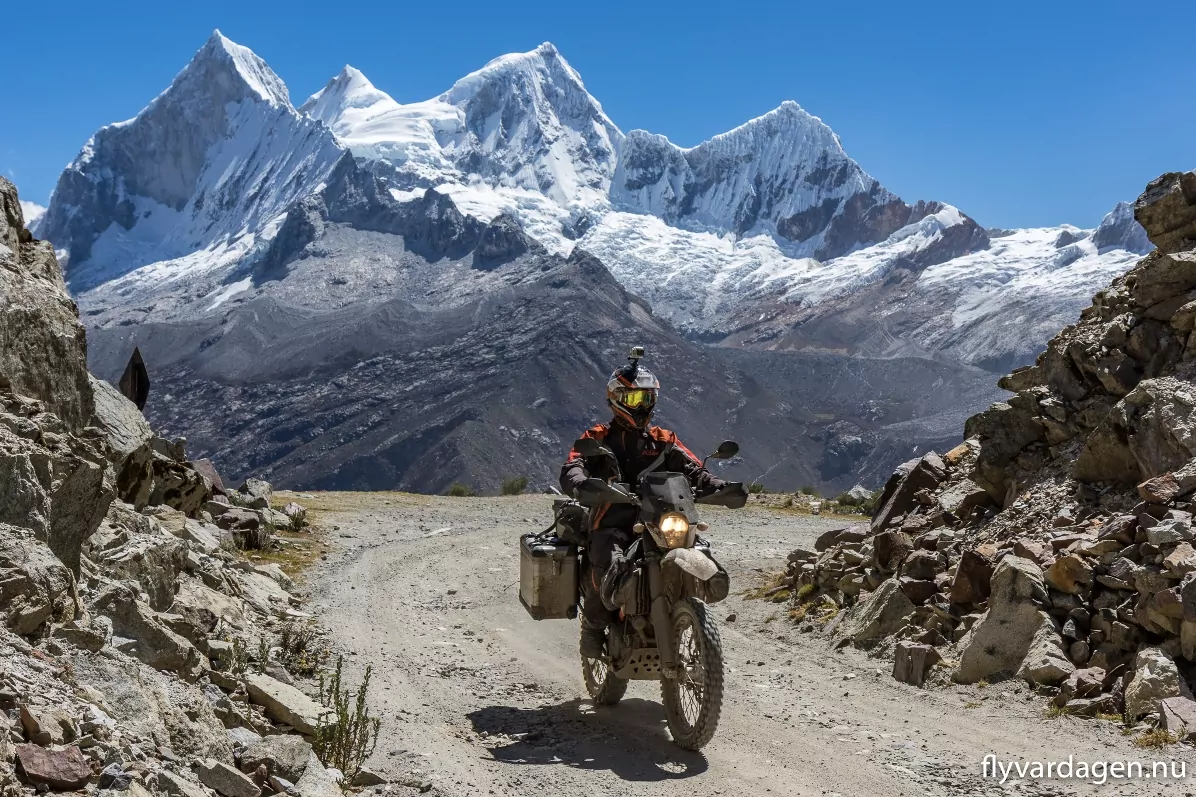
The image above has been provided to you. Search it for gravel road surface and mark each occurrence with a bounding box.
[303,493,1195,796]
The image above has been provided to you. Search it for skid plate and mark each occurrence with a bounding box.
[612,648,663,680]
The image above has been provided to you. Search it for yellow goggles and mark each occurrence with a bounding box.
[619,388,656,409]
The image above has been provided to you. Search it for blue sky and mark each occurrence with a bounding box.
[4,0,1193,229]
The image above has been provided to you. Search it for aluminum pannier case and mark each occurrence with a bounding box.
[519,533,578,620]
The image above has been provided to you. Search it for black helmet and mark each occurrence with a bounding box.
[607,347,659,428]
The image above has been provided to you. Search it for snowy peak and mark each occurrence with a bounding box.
[1092,200,1153,255]
[612,100,911,259]
[301,65,396,126]
[303,43,624,206]
[38,32,345,288]
[187,29,292,108]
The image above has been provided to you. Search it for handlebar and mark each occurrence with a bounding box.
[694,482,749,509]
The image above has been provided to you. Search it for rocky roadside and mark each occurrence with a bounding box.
[0,177,388,797]
[782,170,1196,745]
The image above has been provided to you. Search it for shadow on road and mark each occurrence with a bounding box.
[466,698,708,781]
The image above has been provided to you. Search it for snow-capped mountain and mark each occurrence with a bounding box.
[612,101,935,260]
[38,31,346,292]
[300,43,622,208]
[36,32,1155,377]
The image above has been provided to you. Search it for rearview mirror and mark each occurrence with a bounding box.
[711,440,739,460]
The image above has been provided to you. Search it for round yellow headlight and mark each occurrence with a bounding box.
[658,512,690,548]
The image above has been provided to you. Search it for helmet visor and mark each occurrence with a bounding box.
[619,388,656,409]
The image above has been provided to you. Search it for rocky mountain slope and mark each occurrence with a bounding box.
[0,175,365,797]
[785,170,1196,735]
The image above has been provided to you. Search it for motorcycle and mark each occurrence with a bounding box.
[556,436,747,750]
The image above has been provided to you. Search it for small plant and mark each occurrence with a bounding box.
[1044,705,1067,719]
[800,485,819,497]
[501,476,529,495]
[447,483,476,497]
[1133,729,1179,748]
[795,583,816,600]
[315,657,382,783]
[278,621,329,677]
[228,637,249,678]
[748,482,765,495]
[256,636,270,674]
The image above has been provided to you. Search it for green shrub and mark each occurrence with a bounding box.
[316,657,382,783]
[501,476,529,495]
[447,483,476,497]
[748,482,765,494]
[800,485,819,497]
[277,621,329,677]
[227,637,249,679]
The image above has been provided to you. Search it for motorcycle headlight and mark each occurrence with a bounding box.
[657,513,690,548]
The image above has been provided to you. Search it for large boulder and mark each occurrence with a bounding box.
[66,647,232,761]
[89,375,154,508]
[0,534,77,634]
[1133,171,1196,255]
[13,744,92,791]
[85,502,187,611]
[244,673,329,735]
[90,585,204,676]
[955,556,1061,684]
[871,453,946,532]
[239,735,313,782]
[231,479,273,512]
[834,578,916,643]
[0,177,94,432]
[1125,647,1187,721]
[149,455,213,516]
[0,395,115,574]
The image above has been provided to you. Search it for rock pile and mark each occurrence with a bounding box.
[787,171,1196,731]
[0,178,348,797]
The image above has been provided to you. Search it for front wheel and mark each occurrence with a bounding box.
[660,598,724,750]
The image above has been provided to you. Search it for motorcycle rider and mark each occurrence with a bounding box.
[560,351,726,658]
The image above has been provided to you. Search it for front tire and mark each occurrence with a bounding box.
[660,598,724,750]
[581,630,628,706]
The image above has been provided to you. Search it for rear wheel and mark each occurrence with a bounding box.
[580,627,628,706]
[660,598,723,750]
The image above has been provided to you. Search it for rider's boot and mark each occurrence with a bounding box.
[579,617,607,659]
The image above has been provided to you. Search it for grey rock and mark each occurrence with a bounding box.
[155,769,213,797]
[90,375,154,509]
[293,753,341,797]
[0,177,95,431]
[870,452,946,533]
[243,674,328,736]
[91,585,204,675]
[196,759,261,797]
[1161,696,1196,740]
[835,578,915,643]
[239,735,312,782]
[1125,647,1187,721]
[1133,171,1196,255]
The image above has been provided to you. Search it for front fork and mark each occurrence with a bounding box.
[646,554,681,678]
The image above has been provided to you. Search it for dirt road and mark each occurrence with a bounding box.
[302,493,1195,796]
